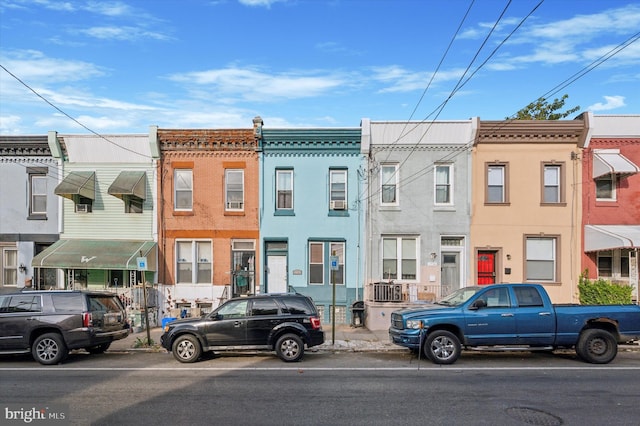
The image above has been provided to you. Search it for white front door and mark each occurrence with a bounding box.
[267,255,287,293]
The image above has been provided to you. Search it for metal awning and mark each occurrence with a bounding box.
[593,150,640,179]
[584,225,640,252]
[108,171,147,200]
[54,171,96,200]
[32,239,157,270]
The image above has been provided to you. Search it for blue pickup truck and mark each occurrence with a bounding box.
[389,283,640,364]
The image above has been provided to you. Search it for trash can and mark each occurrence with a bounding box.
[351,301,365,327]
[162,317,177,328]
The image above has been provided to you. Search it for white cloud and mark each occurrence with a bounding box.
[238,0,286,7]
[371,66,466,93]
[587,95,626,111]
[168,67,345,102]
[0,115,23,134]
[76,26,170,41]
[0,50,104,83]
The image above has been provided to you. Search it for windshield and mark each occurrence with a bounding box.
[436,287,482,306]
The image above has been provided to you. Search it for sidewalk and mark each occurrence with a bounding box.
[109,324,401,352]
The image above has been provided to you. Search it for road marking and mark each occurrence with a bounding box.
[2,366,640,372]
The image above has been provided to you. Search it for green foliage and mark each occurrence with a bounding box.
[578,270,633,305]
[512,94,580,120]
[133,337,156,348]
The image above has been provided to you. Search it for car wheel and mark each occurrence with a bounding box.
[32,333,68,365]
[172,334,202,363]
[276,333,304,362]
[86,343,111,354]
[425,330,461,365]
[576,329,617,364]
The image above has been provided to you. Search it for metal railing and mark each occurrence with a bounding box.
[365,281,453,303]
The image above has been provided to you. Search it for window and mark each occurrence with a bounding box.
[382,237,417,280]
[217,299,248,319]
[597,251,612,278]
[2,247,18,286]
[309,241,344,285]
[225,169,244,211]
[525,236,557,282]
[514,286,544,307]
[542,164,562,203]
[174,169,193,210]
[477,287,510,308]
[381,164,398,205]
[595,174,615,201]
[176,240,212,284]
[276,169,293,210]
[329,169,347,210]
[486,164,507,203]
[125,197,143,214]
[30,175,47,216]
[0,295,41,313]
[597,249,631,280]
[74,195,93,213]
[250,299,279,316]
[435,164,453,205]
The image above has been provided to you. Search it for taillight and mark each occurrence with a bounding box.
[82,312,93,327]
[310,317,321,329]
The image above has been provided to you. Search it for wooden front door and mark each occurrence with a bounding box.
[477,251,496,285]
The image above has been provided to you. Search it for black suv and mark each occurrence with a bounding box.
[0,290,129,365]
[161,293,324,363]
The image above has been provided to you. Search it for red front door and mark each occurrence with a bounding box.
[477,251,496,285]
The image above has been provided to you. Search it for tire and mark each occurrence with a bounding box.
[172,334,202,363]
[275,333,304,362]
[86,342,111,354]
[424,330,461,365]
[576,329,617,364]
[32,333,68,365]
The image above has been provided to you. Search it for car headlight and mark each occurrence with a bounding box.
[406,319,422,329]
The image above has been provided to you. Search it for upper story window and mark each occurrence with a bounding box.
[525,236,557,282]
[595,174,616,201]
[382,237,417,281]
[434,164,453,205]
[174,169,193,211]
[28,168,48,218]
[176,240,212,284]
[486,163,508,204]
[276,169,293,211]
[225,169,244,211]
[381,164,398,205]
[329,169,347,211]
[542,164,560,203]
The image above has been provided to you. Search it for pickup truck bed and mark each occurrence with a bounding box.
[389,283,640,364]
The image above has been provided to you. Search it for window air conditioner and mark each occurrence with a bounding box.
[227,201,243,210]
[330,200,346,210]
[76,203,92,213]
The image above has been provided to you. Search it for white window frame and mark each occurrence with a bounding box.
[525,236,557,282]
[381,164,399,206]
[276,169,293,210]
[595,174,616,201]
[174,169,193,211]
[434,164,453,205]
[176,240,212,284]
[2,246,18,286]
[543,164,561,203]
[329,169,347,210]
[308,241,345,285]
[382,236,418,282]
[225,169,244,211]
[487,164,506,203]
[30,175,47,215]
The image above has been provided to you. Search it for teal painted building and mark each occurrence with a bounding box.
[256,118,365,323]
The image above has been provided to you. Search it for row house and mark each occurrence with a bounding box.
[361,118,478,329]
[30,132,160,326]
[581,113,640,301]
[258,119,364,324]
[156,125,259,318]
[0,135,60,293]
[471,118,590,303]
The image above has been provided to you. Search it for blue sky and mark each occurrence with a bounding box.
[1,0,639,135]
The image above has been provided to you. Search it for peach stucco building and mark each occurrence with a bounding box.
[471,118,590,303]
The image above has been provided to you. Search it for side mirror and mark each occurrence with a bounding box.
[470,299,487,310]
